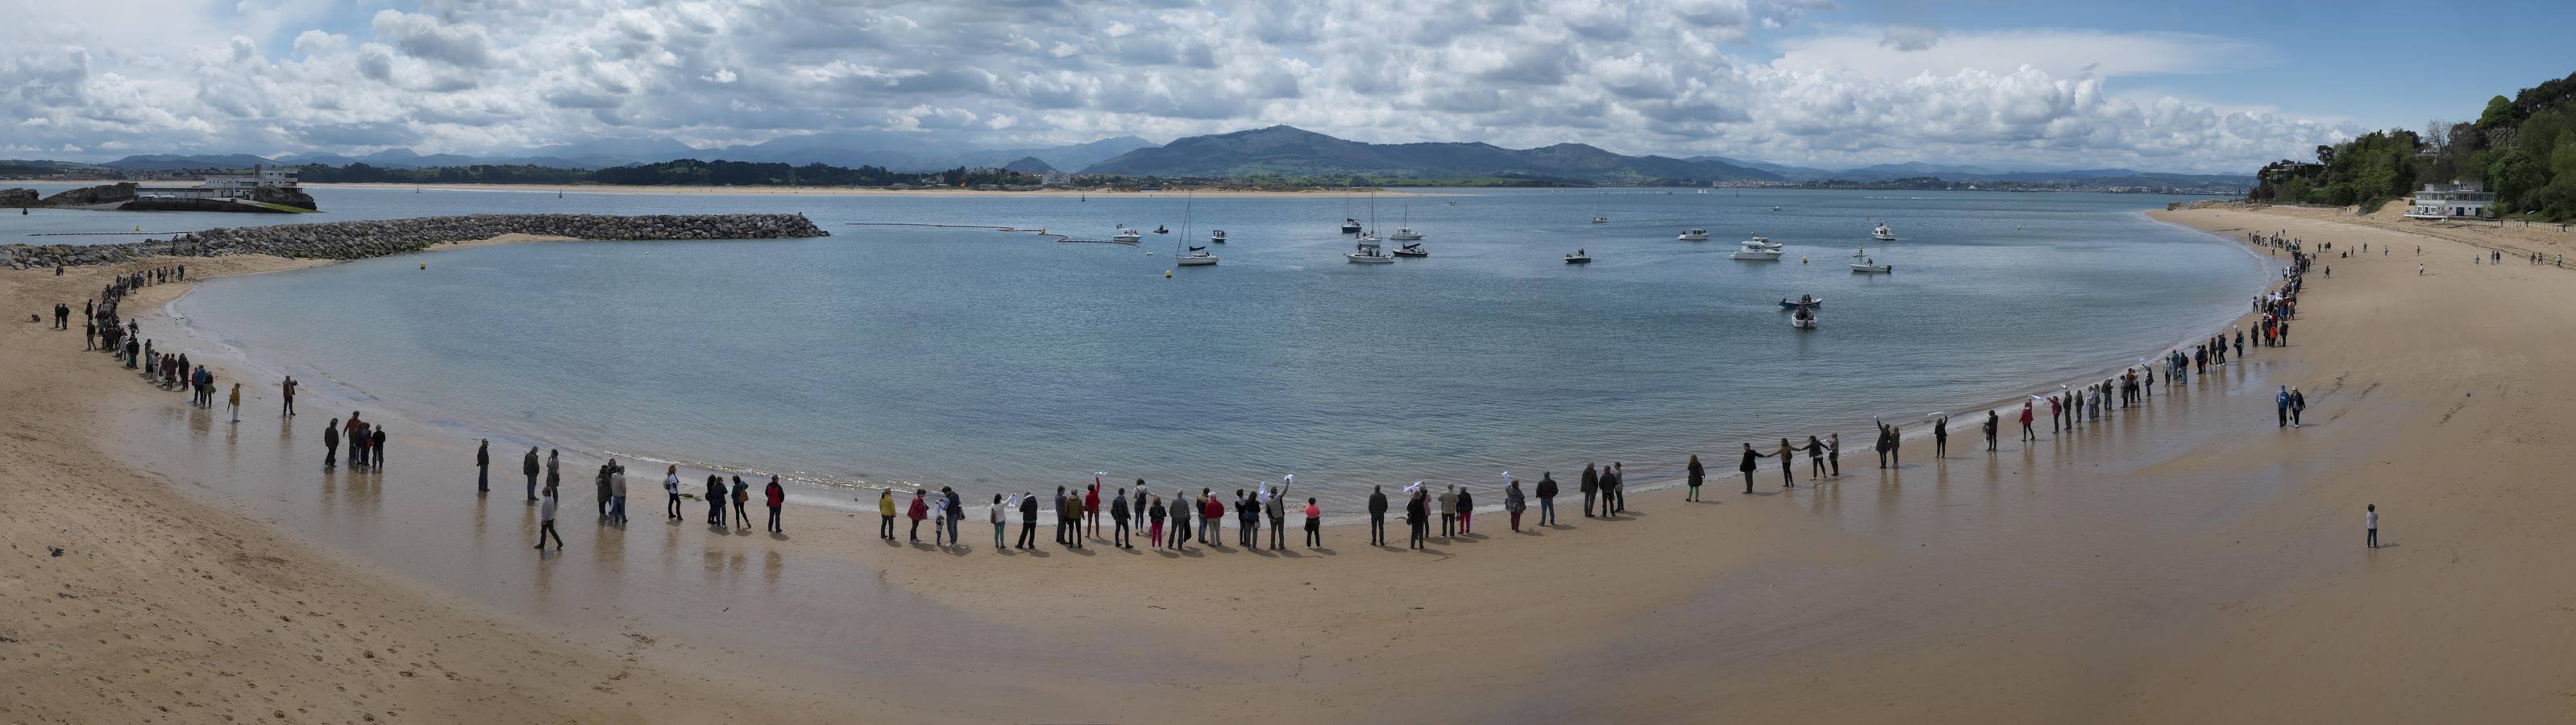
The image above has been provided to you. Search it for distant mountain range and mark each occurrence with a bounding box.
[16,127,2247,188]
[1082,126,1779,183]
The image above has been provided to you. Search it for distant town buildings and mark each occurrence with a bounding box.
[135,165,299,201]
[2405,180,2495,219]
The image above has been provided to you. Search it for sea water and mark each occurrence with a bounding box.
[162,186,2264,500]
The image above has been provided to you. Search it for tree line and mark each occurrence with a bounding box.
[2254,70,2576,221]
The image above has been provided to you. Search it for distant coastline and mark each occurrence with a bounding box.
[300,181,1448,198]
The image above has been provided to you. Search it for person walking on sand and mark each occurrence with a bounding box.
[226,383,242,423]
[1405,489,1429,550]
[665,465,683,521]
[1438,484,1459,538]
[1535,473,1559,525]
[322,417,341,467]
[1304,497,1323,547]
[474,440,490,493]
[1111,487,1132,549]
[534,487,563,551]
[2275,385,2291,428]
[524,447,542,501]
[1017,491,1039,549]
[1579,463,1600,518]
[1685,455,1706,501]
[916,491,937,540]
[1739,443,1768,494]
[1368,485,1390,545]
[2366,504,2379,549]
[1505,476,1527,531]
[2290,387,2307,428]
[280,375,296,417]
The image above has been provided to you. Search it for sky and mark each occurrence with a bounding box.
[2,0,2570,173]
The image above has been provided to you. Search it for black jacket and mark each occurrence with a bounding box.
[1404,496,1427,524]
[1535,475,1557,499]
[1368,491,1388,516]
[1739,450,1763,472]
[522,450,538,475]
[1111,495,1130,520]
[1580,467,1598,493]
[1020,495,1039,523]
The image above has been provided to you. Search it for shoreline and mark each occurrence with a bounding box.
[303,181,1453,198]
[16,203,2576,721]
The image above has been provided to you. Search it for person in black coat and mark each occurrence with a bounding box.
[321,418,340,467]
[1110,489,1132,549]
[1016,492,1039,549]
[474,439,490,492]
[1579,464,1600,518]
[1535,473,1559,525]
[705,474,726,525]
[1366,486,1390,546]
[1739,443,1768,494]
[1876,424,1899,468]
[1403,490,1429,549]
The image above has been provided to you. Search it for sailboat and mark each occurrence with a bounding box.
[1390,204,1424,242]
[1340,186,1362,234]
[1348,193,1394,263]
[1175,193,1215,267]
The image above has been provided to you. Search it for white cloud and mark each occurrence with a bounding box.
[0,1,2350,173]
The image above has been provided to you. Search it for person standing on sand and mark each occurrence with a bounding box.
[1437,485,1458,538]
[1368,485,1390,545]
[322,417,340,467]
[995,494,1016,549]
[1063,493,1084,549]
[1266,482,1289,550]
[226,383,242,423]
[370,425,387,469]
[768,477,786,534]
[1051,487,1069,545]
[1988,409,2003,451]
[1201,489,1223,546]
[475,440,490,493]
[1084,483,1102,538]
[1017,492,1039,549]
[1775,438,1803,488]
[1456,487,1474,535]
[944,487,964,547]
[280,375,296,417]
[1740,443,1767,494]
[593,463,613,519]
[907,490,929,541]
[607,462,629,525]
[1535,473,1559,525]
[2046,396,2060,435]
[1933,416,1949,458]
[1110,487,1132,549]
[524,448,542,501]
[1685,455,1706,501]
[1804,437,1827,478]
[1505,477,1527,531]
[534,487,563,551]
[2366,504,2379,549]
[1304,498,1323,547]
[1875,424,1897,469]
[1610,462,1628,513]
[666,465,683,521]
[706,474,726,527]
[1579,464,1600,517]
[1236,490,1257,548]
[1405,490,1429,550]
[1172,489,1194,550]
[877,491,896,538]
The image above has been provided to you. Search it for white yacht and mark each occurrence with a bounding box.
[1730,239,1784,261]
[1743,234,1782,251]
[1851,257,1893,274]
[1348,237,1395,263]
[1390,205,1424,240]
[1871,222,1897,242]
[1112,226,1143,243]
[1677,228,1710,242]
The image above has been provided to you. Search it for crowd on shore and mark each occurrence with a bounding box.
[45,230,2354,557]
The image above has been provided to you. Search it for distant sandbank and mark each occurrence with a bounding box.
[303,181,1453,198]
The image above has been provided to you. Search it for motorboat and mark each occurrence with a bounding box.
[1341,218,1362,234]
[1564,249,1593,264]
[1871,222,1897,242]
[1590,215,1609,224]
[1210,230,1227,243]
[1851,257,1893,274]
[1677,228,1710,242]
[1744,234,1782,251]
[1348,238,1395,263]
[1730,239,1783,261]
[1153,225,1169,234]
[1393,242,1428,258]
[1790,305,1818,329]
[1112,226,1143,243]
[1777,295,1823,309]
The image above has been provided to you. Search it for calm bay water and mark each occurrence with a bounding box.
[146,186,2260,500]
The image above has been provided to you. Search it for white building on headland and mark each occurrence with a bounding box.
[2406,180,2494,219]
[135,165,300,201]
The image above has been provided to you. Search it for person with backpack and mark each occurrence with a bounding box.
[730,476,752,529]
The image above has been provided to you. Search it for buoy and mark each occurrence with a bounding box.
[419,263,426,270]
[1165,270,1173,278]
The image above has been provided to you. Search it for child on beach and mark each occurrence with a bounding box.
[2366,505,2379,549]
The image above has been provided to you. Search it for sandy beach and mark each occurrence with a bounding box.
[10,202,2576,723]
[301,181,1451,198]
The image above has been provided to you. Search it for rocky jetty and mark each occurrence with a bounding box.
[3,213,828,270]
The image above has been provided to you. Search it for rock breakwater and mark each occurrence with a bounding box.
[5,213,829,269]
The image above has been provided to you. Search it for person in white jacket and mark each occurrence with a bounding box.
[664,465,683,521]
[606,462,628,525]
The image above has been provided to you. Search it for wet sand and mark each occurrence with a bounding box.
[8,205,2576,723]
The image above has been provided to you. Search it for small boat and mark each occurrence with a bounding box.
[1730,238,1782,261]
[1590,215,1609,224]
[1340,218,1362,234]
[1154,225,1169,234]
[1744,234,1782,251]
[1677,228,1710,242]
[1393,242,1428,258]
[1851,257,1893,274]
[1210,230,1227,243]
[1348,238,1395,263]
[1564,249,1592,264]
[1178,246,1218,266]
[1771,205,1781,211]
[1871,222,1897,242]
[1390,205,1424,241]
[1777,295,1823,309]
[1112,226,1143,243]
[1790,305,1818,329]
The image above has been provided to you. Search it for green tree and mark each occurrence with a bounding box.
[2488,147,2546,209]
[2478,95,2516,127]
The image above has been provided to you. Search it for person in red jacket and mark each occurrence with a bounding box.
[1084,483,1103,536]
[2019,400,2037,441]
[906,490,929,542]
[764,476,785,533]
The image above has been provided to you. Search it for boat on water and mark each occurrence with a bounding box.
[1210,230,1227,243]
[1564,249,1592,264]
[1590,215,1609,224]
[1174,193,1215,267]
[1340,186,1362,233]
[1851,257,1894,274]
[1772,205,1781,211]
[1390,205,1424,241]
[1112,226,1143,243]
[1392,242,1427,257]
[1154,225,1169,234]
[1348,238,1395,263]
[1730,239,1783,261]
[1778,295,1823,309]
[1871,222,1897,242]
[1790,304,1818,329]
[1744,234,1782,251]
[1677,228,1710,242]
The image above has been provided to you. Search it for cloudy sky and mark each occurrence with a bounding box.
[5,0,2570,172]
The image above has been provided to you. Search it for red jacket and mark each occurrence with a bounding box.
[765,482,784,508]
[1203,498,1223,520]
[907,496,928,520]
[1084,487,1100,512]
